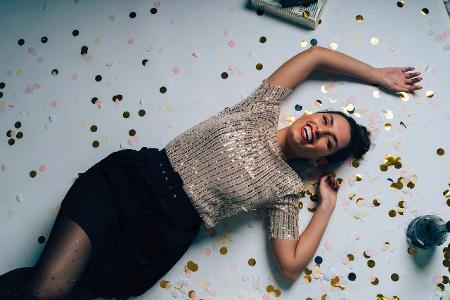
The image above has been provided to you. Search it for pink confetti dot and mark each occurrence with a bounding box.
[128,138,134,145]
[263,293,271,300]
[224,29,231,36]
[172,66,181,75]
[203,247,212,256]
[33,82,41,89]
[38,165,46,172]
[71,73,78,80]
[108,15,116,21]
[432,274,442,284]
[1,164,7,171]
[227,40,236,48]
[127,38,134,44]
[95,99,103,109]
[156,48,164,55]
[50,100,58,108]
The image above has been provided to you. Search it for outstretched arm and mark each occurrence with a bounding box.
[266,46,422,93]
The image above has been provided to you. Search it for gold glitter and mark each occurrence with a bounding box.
[331,276,340,285]
[303,10,310,19]
[443,260,450,267]
[256,63,263,70]
[372,198,381,206]
[391,273,399,281]
[188,290,197,299]
[352,160,360,168]
[266,285,274,292]
[329,42,338,50]
[304,267,312,275]
[372,90,381,98]
[298,201,304,209]
[407,181,415,189]
[367,260,375,268]
[397,0,405,8]
[274,288,281,297]
[371,277,379,285]
[355,174,362,181]
[437,148,445,155]
[389,209,397,217]
[443,275,449,284]
[187,261,199,272]
[437,283,445,291]
[398,92,409,101]
[421,8,429,15]
[160,279,170,288]
[444,190,450,198]
[398,200,405,208]
[321,295,329,300]
[363,250,371,258]
[392,296,400,300]
[347,254,355,261]
[380,164,388,171]
[248,258,256,266]
[370,37,379,45]
[356,15,363,22]
[384,123,392,131]
[299,39,308,47]
[426,90,434,98]
[407,246,417,255]
[394,161,402,169]
[220,247,228,255]
[304,275,312,283]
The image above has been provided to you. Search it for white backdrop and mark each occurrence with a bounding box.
[0,0,449,299]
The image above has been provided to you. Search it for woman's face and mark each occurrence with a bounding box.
[286,112,352,160]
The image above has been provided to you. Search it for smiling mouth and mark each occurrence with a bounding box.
[301,124,314,144]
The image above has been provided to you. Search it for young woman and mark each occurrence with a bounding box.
[0,45,422,299]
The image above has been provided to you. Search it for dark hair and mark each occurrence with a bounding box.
[318,110,371,163]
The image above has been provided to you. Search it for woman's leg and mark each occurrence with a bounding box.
[0,214,96,299]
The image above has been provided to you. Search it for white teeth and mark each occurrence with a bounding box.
[304,125,312,143]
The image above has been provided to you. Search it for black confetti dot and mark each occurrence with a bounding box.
[138,109,145,117]
[41,36,48,43]
[129,12,136,18]
[16,132,23,139]
[30,170,37,178]
[256,63,263,70]
[348,272,356,281]
[142,59,149,66]
[51,69,59,76]
[90,125,97,132]
[150,8,157,14]
[7,130,13,137]
[15,121,21,128]
[256,8,264,15]
[314,256,323,264]
[72,29,79,36]
[295,104,302,111]
[160,86,167,93]
[129,129,136,136]
[91,97,98,104]
[95,75,102,82]
[123,111,130,118]
[81,46,88,55]
[310,38,318,46]
[0,92,3,98]
[112,95,123,102]
[259,36,267,43]
[92,140,99,148]
[38,236,46,244]
[0,82,5,89]
[221,72,228,79]
[8,138,15,145]
[18,39,25,46]
[318,19,322,25]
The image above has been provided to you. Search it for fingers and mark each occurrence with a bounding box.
[402,66,415,72]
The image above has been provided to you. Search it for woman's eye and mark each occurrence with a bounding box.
[327,140,332,150]
[322,115,327,125]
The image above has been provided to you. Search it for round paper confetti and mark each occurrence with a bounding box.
[421,8,429,15]
[329,42,338,50]
[356,15,363,22]
[370,37,379,45]
[437,148,445,156]
[299,40,308,47]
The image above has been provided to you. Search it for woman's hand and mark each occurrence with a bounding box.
[376,67,422,93]
[317,174,340,213]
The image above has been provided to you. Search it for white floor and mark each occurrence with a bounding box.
[1,0,450,299]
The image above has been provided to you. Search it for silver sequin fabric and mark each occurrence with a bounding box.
[164,79,304,240]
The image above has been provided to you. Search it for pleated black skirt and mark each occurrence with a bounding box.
[57,147,203,299]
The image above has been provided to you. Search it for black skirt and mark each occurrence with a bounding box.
[57,147,203,299]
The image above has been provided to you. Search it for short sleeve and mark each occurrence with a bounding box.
[265,194,301,240]
[218,79,294,116]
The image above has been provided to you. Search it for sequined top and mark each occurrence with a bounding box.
[164,79,304,240]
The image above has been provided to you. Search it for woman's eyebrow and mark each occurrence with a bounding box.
[330,114,334,126]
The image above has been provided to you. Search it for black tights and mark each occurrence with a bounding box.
[0,214,98,300]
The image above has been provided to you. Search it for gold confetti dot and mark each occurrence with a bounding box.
[421,8,429,15]
[397,0,405,8]
[303,11,310,19]
[299,39,308,47]
[407,246,417,255]
[437,148,445,155]
[398,200,406,208]
[389,209,397,217]
[356,15,363,22]
[188,290,197,299]
[394,161,402,169]
[347,254,355,261]
[356,174,362,181]
[384,123,392,131]
[248,258,256,266]
[256,63,263,70]
[304,275,312,283]
[352,160,360,168]
[220,247,228,255]
[367,259,376,268]
[437,283,445,291]
[160,279,170,288]
[304,267,312,275]
[274,288,281,297]
[380,164,388,171]
[426,90,434,98]
[444,190,450,198]
[371,276,379,285]
[391,273,399,281]
[266,285,274,292]
[370,37,379,45]
[329,42,338,50]
[399,92,409,101]
[331,276,340,285]
[186,261,199,272]
[373,198,381,206]
[138,109,145,117]
[92,140,99,148]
